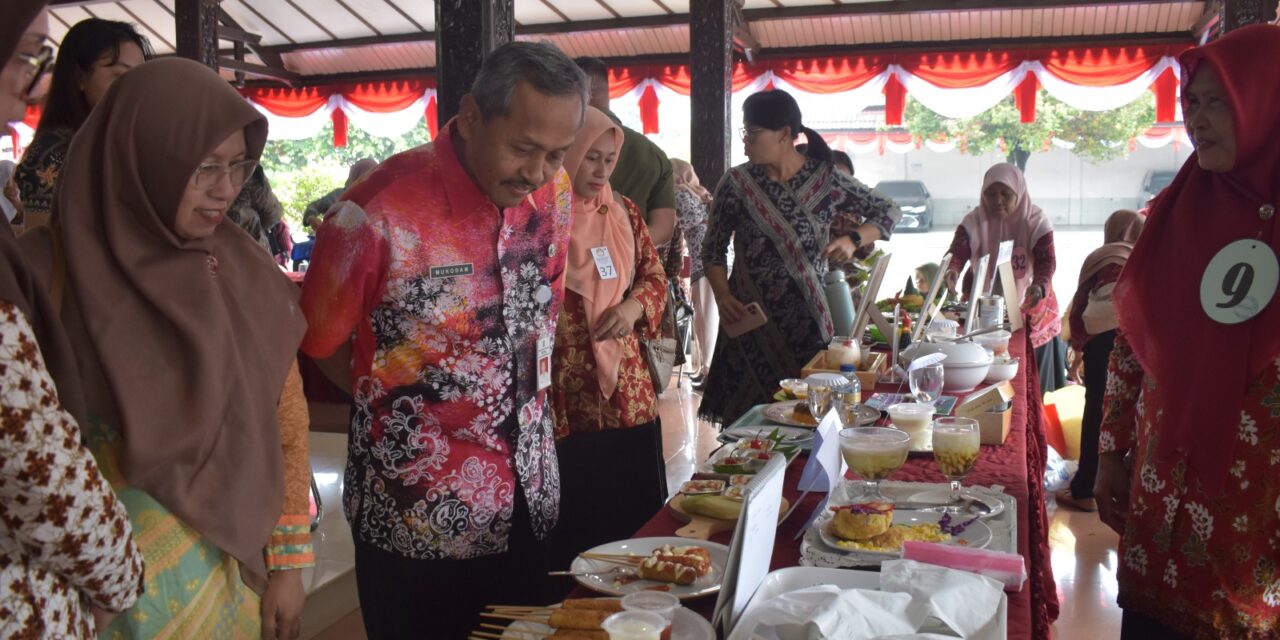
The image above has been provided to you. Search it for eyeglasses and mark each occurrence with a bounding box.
[191,159,259,190]
[14,44,55,98]
[739,126,767,140]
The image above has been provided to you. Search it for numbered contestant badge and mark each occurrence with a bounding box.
[1200,239,1279,324]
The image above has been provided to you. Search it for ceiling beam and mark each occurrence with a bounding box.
[217,25,261,45]
[217,8,287,69]
[217,57,301,83]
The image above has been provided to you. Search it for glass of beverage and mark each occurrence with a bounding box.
[932,417,982,511]
[807,382,835,423]
[839,427,911,503]
[909,362,945,405]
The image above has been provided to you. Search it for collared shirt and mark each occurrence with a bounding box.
[299,122,572,560]
[604,110,675,221]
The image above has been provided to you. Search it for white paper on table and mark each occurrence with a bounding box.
[727,584,923,640]
[797,408,845,492]
[727,561,1006,640]
[880,559,1007,640]
[713,454,787,637]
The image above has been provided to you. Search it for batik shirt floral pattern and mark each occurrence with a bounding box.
[1101,331,1280,638]
[0,301,144,638]
[300,123,572,560]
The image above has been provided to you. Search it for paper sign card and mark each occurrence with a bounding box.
[797,408,845,493]
[713,454,787,637]
[998,261,1023,332]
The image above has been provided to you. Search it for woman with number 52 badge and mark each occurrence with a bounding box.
[1094,24,1280,640]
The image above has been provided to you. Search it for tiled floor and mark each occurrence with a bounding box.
[656,371,1123,639]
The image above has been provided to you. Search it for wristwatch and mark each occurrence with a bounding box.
[848,230,863,250]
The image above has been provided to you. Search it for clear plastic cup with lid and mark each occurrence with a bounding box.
[622,591,679,632]
[601,610,666,640]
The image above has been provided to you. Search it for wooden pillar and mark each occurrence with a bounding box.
[1221,0,1277,31]
[690,0,734,190]
[175,0,219,70]
[436,0,515,126]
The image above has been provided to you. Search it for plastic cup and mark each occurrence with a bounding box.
[601,610,665,640]
[622,591,679,637]
[887,402,936,449]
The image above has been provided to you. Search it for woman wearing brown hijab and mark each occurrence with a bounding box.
[21,57,312,639]
[0,4,145,638]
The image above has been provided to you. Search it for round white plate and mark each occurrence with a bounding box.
[722,425,815,445]
[503,605,714,640]
[571,537,730,600]
[906,488,1006,519]
[762,400,879,428]
[815,509,992,557]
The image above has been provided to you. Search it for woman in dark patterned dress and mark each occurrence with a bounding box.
[699,90,899,427]
[14,19,149,229]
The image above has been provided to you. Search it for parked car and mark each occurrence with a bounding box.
[875,180,933,232]
[1140,170,1177,207]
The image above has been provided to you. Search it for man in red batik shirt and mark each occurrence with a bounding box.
[299,42,588,639]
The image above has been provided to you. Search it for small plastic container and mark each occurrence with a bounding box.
[621,591,680,631]
[886,402,937,449]
[601,610,666,640]
[973,329,1012,358]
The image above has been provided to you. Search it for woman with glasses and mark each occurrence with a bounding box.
[16,19,151,230]
[699,90,900,427]
[20,58,312,639]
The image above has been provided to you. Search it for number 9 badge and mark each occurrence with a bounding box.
[1200,239,1279,324]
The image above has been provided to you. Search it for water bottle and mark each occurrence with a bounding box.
[824,268,855,337]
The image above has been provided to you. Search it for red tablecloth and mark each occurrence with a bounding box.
[571,329,1058,638]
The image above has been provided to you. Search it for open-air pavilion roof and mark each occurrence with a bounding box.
[46,1,1212,85]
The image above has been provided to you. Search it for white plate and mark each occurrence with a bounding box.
[571,537,730,600]
[762,400,879,428]
[722,425,815,445]
[814,509,992,557]
[504,605,714,640]
[906,488,1006,519]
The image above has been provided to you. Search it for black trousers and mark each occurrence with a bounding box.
[1034,334,1068,396]
[544,419,667,598]
[353,491,554,640]
[1071,329,1116,499]
[1121,609,1191,640]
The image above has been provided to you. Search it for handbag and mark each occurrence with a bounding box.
[641,281,691,395]
[1081,283,1120,336]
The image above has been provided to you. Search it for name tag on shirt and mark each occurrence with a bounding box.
[537,334,554,391]
[429,263,474,279]
[591,247,618,280]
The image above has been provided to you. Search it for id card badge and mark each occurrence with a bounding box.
[1200,239,1279,324]
[537,334,554,391]
[591,246,618,280]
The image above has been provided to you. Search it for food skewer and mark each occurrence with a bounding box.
[577,552,644,565]
[480,612,548,623]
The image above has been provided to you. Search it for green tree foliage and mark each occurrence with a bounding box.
[899,90,1156,172]
[259,122,430,228]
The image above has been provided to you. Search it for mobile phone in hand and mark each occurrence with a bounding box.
[724,302,767,338]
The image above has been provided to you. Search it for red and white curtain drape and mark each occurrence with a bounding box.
[240,79,438,147]
[610,45,1187,134]
[11,45,1191,155]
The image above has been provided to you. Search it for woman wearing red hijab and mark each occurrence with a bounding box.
[1095,24,1280,639]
